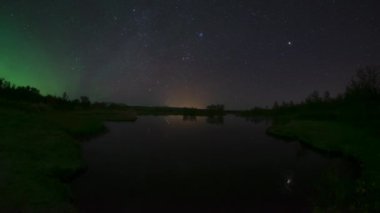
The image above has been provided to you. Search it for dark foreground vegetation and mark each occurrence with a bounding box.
[243,66,380,211]
[0,79,136,212]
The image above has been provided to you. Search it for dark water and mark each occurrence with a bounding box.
[71,116,357,213]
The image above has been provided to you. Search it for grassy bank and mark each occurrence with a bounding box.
[0,107,136,212]
[268,120,380,211]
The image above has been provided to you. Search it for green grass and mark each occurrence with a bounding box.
[0,108,136,212]
[268,120,380,211]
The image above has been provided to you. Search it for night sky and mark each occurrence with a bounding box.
[1,0,379,109]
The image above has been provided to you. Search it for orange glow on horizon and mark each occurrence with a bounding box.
[164,99,205,109]
[163,86,210,109]
[164,95,206,109]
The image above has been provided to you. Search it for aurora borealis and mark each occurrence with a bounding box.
[0,7,80,97]
[1,0,379,108]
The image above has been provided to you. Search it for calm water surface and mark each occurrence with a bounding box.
[71,116,356,213]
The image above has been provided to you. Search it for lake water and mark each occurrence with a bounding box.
[71,116,357,213]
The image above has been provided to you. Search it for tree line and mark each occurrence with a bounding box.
[0,78,226,114]
[0,78,130,110]
[243,66,380,120]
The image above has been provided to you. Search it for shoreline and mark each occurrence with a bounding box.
[0,108,137,212]
[267,119,380,211]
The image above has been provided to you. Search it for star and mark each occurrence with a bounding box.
[287,41,293,46]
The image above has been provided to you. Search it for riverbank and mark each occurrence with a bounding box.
[267,119,380,211]
[0,107,136,212]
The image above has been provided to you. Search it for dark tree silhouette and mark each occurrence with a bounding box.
[62,92,69,101]
[323,91,331,102]
[272,101,279,110]
[345,66,380,101]
[206,104,225,114]
[0,78,42,102]
[80,96,91,107]
[305,91,321,104]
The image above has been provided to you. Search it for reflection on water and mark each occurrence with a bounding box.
[182,115,197,121]
[71,116,357,213]
[206,115,224,124]
[181,115,224,124]
[244,116,269,124]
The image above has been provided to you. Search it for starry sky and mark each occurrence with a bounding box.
[1,0,379,109]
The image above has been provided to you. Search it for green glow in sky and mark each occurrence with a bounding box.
[0,11,83,97]
[0,30,64,95]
